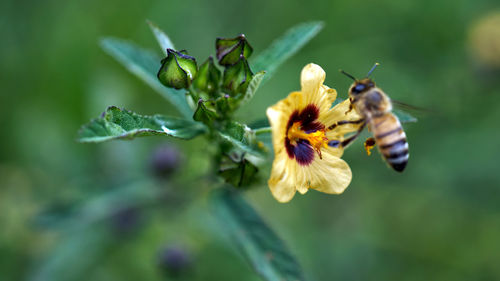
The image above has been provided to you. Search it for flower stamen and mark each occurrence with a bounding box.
[287,122,329,159]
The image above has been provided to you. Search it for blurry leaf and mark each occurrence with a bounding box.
[146,20,175,55]
[252,22,323,82]
[253,128,272,152]
[393,109,418,123]
[219,156,259,188]
[239,71,266,107]
[212,188,306,281]
[217,121,265,159]
[248,122,273,153]
[257,133,273,154]
[36,180,161,230]
[30,180,168,281]
[30,225,114,281]
[100,38,192,118]
[78,106,206,143]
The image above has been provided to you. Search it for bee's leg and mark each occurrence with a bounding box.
[364,137,376,155]
[344,98,354,115]
[328,118,364,130]
[341,122,366,148]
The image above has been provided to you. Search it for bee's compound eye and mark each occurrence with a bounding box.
[352,84,366,94]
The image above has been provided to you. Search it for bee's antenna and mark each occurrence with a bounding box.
[366,62,380,77]
[339,70,356,81]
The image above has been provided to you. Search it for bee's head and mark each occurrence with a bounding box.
[350,78,375,96]
[341,63,380,97]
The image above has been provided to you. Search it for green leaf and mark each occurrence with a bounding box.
[211,188,307,281]
[252,21,323,82]
[239,71,266,107]
[146,20,175,55]
[100,38,192,118]
[393,109,418,123]
[78,106,206,143]
[217,121,265,159]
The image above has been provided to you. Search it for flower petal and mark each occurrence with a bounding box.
[300,64,336,114]
[285,139,315,165]
[267,91,303,150]
[319,85,338,117]
[322,145,344,158]
[296,181,309,194]
[268,150,297,202]
[324,99,363,138]
[304,152,352,194]
[301,63,325,98]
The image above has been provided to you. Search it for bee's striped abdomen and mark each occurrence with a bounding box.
[371,113,409,172]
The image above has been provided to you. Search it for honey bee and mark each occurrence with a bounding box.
[331,63,409,172]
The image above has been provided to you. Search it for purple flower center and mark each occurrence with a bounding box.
[284,104,325,166]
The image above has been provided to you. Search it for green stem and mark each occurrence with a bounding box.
[254,127,271,135]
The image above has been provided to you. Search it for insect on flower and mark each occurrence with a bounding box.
[338,63,409,172]
[266,64,363,202]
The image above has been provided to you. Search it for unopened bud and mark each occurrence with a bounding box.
[157,49,198,89]
[192,56,221,96]
[157,246,192,277]
[111,206,142,235]
[216,34,253,65]
[222,55,253,95]
[150,144,182,178]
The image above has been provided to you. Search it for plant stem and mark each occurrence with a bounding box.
[254,127,271,135]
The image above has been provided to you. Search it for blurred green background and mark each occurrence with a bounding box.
[2,0,500,280]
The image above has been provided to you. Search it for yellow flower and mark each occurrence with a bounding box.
[468,11,500,68]
[266,63,362,202]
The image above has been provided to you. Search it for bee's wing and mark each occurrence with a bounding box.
[391,100,432,113]
[393,108,417,123]
[391,100,434,124]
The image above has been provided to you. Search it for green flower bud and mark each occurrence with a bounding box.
[216,34,253,66]
[215,94,233,115]
[222,55,253,95]
[157,49,198,89]
[193,99,218,124]
[192,56,221,96]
